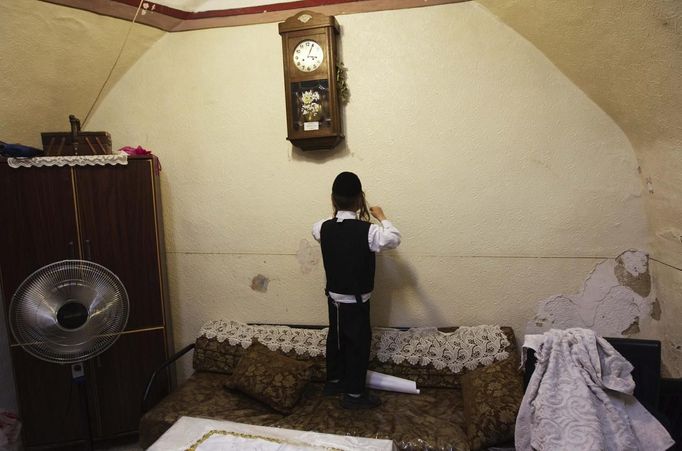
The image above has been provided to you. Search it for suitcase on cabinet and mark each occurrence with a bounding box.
[41,114,112,156]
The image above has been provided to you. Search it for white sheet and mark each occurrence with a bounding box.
[515,329,675,451]
[149,416,396,451]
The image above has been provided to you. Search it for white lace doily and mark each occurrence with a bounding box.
[7,152,128,168]
[371,325,509,372]
[199,320,327,357]
[198,320,510,373]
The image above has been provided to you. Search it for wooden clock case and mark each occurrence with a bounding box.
[279,11,344,151]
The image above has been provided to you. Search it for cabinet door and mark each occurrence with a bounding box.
[0,164,86,447]
[88,329,169,439]
[73,159,166,330]
[73,158,171,440]
[11,349,90,447]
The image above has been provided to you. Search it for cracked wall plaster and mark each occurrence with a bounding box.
[657,228,682,245]
[528,250,658,337]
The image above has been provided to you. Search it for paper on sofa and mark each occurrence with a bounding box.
[366,370,419,394]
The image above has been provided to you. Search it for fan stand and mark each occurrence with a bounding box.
[71,362,94,451]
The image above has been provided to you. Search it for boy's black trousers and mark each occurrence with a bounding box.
[325,297,372,395]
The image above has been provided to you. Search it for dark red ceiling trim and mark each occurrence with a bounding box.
[111,0,365,19]
[39,0,468,31]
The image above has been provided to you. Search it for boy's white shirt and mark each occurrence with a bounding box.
[312,210,401,303]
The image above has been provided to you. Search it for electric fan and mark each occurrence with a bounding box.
[8,259,129,448]
[10,260,129,363]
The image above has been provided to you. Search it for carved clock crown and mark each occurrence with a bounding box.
[278,10,339,34]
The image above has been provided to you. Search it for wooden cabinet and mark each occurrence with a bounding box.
[0,156,173,449]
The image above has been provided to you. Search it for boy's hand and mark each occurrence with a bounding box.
[370,206,386,221]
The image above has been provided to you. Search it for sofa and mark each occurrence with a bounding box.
[139,320,525,450]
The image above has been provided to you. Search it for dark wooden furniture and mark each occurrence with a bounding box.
[0,156,173,449]
[660,378,682,450]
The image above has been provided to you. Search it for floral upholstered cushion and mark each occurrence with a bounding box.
[460,352,524,450]
[224,343,313,414]
[193,335,247,373]
[193,326,327,381]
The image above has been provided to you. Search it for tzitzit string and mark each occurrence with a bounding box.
[82,0,146,127]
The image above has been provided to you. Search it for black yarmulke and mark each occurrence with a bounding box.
[332,172,362,197]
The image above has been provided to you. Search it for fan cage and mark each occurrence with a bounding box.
[9,260,129,364]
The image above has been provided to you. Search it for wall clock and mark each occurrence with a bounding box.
[279,11,343,151]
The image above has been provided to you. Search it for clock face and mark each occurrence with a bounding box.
[293,40,324,72]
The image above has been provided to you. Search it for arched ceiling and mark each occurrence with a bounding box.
[478,0,682,152]
[40,0,681,150]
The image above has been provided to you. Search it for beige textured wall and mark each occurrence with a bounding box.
[84,3,653,380]
[479,0,682,376]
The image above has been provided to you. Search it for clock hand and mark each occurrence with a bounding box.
[307,45,314,57]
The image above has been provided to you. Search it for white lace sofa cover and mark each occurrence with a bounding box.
[198,320,510,374]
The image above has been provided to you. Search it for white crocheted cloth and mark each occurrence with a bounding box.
[200,320,327,357]
[7,152,128,168]
[198,320,510,374]
[371,325,510,372]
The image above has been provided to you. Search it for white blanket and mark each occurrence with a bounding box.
[149,416,396,450]
[515,328,674,451]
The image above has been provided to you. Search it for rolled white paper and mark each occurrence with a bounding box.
[366,370,420,394]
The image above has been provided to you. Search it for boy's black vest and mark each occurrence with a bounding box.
[320,218,375,300]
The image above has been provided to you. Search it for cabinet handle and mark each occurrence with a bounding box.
[85,239,92,261]
[68,241,75,259]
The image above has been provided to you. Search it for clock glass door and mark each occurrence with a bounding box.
[291,80,331,132]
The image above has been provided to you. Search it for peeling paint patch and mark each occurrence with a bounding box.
[615,251,651,297]
[621,318,640,336]
[251,274,269,292]
[651,298,662,320]
[296,239,320,274]
[528,250,656,337]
